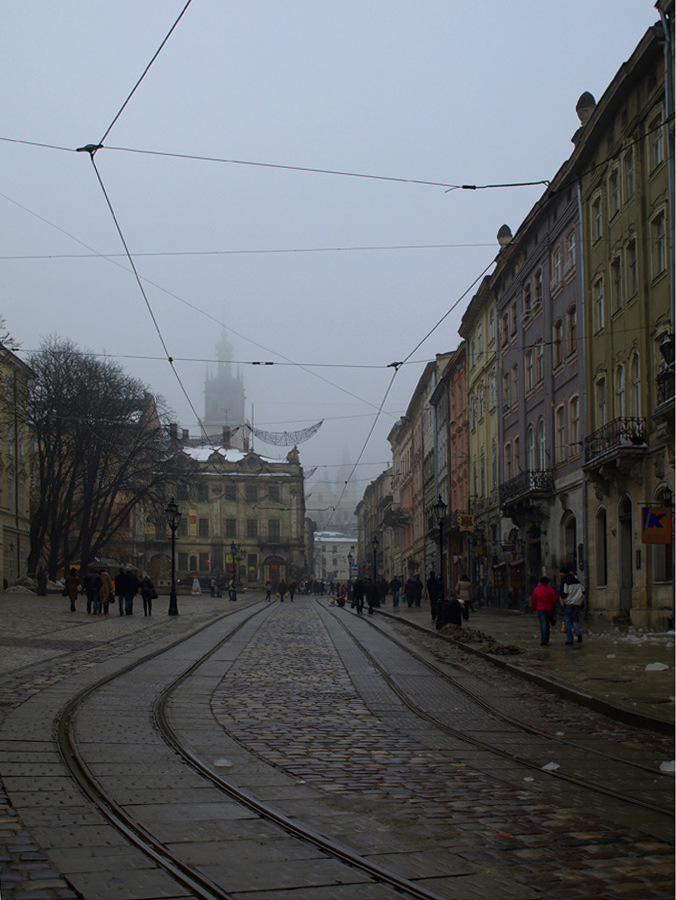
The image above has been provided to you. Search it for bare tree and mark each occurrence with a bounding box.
[0,315,20,351]
[26,336,181,579]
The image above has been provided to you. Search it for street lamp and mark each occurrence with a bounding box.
[372,535,379,581]
[165,498,181,616]
[347,550,353,580]
[433,494,447,599]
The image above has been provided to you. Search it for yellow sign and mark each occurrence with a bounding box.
[458,514,474,532]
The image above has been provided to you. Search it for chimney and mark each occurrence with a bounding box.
[222,426,231,448]
[182,429,190,442]
[243,434,250,452]
[169,422,178,450]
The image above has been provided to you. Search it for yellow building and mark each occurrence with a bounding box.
[571,17,674,628]
[0,345,34,586]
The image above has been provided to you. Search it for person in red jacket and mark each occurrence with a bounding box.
[530,576,558,646]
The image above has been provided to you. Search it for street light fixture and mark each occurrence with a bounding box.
[230,541,240,588]
[347,550,353,580]
[165,498,182,616]
[433,495,447,599]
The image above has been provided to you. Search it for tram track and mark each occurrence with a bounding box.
[324,603,673,819]
[55,599,455,900]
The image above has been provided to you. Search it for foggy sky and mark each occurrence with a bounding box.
[0,1,661,507]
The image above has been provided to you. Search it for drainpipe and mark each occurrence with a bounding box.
[576,181,590,615]
[657,5,675,333]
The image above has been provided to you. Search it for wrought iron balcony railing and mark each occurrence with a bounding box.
[499,469,554,506]
[656,368,675,407]
[585,416,647,463]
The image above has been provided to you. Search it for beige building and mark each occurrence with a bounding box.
[0,345,34,585]
[571,17,673,628]
[133,442,307,589]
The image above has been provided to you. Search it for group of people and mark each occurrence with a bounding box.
[264,579,298,601]
[530,566,584,646]
[63,567,157,617]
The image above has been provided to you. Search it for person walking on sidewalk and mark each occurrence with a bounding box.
[530,576,558,646]
[389,575,403,608]
[83,567,102,614]
[455,573,472,621]
[413,574,423,608]
[99,568,113,615]
[140,573,155,616]
[65,567,79,612]
[560,566,584,644]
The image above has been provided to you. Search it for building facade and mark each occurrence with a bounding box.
[313,531,357,584]
[0,345,34,586]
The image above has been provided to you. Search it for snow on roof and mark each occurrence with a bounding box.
[182,446,278,464]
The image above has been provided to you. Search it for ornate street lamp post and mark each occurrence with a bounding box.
[433,495,447,600]
[165,498,181,616]
[230,541,240,588]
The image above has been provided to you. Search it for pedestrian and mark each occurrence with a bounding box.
[210,578,217,598]
[530,576,558,646]
[389,575,403,608]
[560,566,584,644]
[278,579,287,602]
[413,574,423,608]
[404,577,416,608]
[265,579,272,601]
[65,567,79,612]
[427,570,440,620]
[99,568,113,615]
[228,577,237,602]
[352,577,364,614]
[289,581,297,601]
[140,573,156,616]
[114,568,126,616]
[36,564,48,596]
[83,567,102,614]
[455,573,472,621]
[124,569,139,615]
[436,593,463,629]
[365,577,379,614]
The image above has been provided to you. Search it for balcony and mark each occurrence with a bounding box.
[584,416,647,464]
[656,368,675,408]
[499,470,555,507]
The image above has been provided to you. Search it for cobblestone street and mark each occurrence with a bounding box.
[0,590,673,899]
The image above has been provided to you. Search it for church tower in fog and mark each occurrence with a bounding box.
[204,330,246,445]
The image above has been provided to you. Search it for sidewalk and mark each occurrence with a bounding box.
[376,600,675,734]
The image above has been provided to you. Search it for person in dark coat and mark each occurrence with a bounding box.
[114,568,126,617]
[352,577,364,614]
[365,577,379,615]
[140,574,155,616]
[124,569,139,615]
[413,574,423,608]
[83,567,102,614]
[404,577,416,608]
[65,567,79,612]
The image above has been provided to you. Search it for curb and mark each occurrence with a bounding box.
[376,608,674,737]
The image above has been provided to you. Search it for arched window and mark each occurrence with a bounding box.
[527,427,536,471]
[615,364,625,418]
[630,354,641,416]
[595,509,608,586]
[596,376,607,428]
[537,420,546,470]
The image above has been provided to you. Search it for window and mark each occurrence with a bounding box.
[489,373,496,409]
[611,254,623,312]
[268,485,280,503]
[178,552,188,571]
[225,518,237,538]
[564,230,575,273]
[501,313,509,346]
[523,283,532,315]
[513,436,520,473]
[198,517,209,537]
[480,450,485,495]
[199,552,210,572]
[615,365,625,418]
[594,277,605,331]
[197,484,209,502]
[268,518,280,542]
[470,338,476,368]
[525,349,534,390]
[527,427,536,471]
[471,397,477,431]
[536,340,544,382]
[630,355,641,416]
[608,168,620,218]
[477,322,483,356]
[596,377,607,428]
[624,147,635,198]
[534,269,543,305]
[596,509,608,586]
[510,303,517,336]
[479,386,485,420]
[512,365,518,401]
[491,440,497,489]
[177,519,188,538]
[225,485,237,502]
[569,396,580,453]
[551,246,562,288]
[567,305,578,355]
[626,238,638,297]
[488,308,495,343]
[556,405,566,463]
[653,211,667,276]
[503,372,511,409]
[504,442,512,480]
[553,319,563,367]
[591,194,603,241]
[177,484,189,501]
[650,112,664,169]
[246,519,258,538]
[246,485,257,504]
[537,420,546,470]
